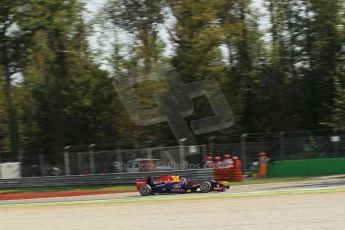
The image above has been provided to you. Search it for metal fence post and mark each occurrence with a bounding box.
[77,153,83,174]
[147,148,153,159]
[240,134,248,171]
[64,146,70,175]
[179,138,187,167]
[116,149,124,172]
[18,150,24,177]
[279,132,286,160]
[333,128,339,157]
[89,144,96,174]
[201,144,207,164]
[116,149,122,162]
[39,154,45,176]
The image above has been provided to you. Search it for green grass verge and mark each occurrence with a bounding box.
[0,177,313,194]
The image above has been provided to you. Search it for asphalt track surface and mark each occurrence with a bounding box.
[1,177,345,230]
[0,176,344,206]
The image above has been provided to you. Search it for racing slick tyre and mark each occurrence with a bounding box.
[200,181,212,193]
[139,184,152,196]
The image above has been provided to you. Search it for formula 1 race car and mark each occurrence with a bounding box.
[136,175,230,196]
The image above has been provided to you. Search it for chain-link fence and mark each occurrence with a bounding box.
[0,147,67,178]
[208,129,345,170]
[3,129,345,177]
[0,151,18,162]
[7,145,206,177]
[65,145,207,175]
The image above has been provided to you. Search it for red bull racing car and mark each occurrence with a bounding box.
[136,175,230,196]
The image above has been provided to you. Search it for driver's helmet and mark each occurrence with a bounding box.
[180,177,187,183]
[259,152,266,156]
[171,175,180,182]
[224,154,231,159]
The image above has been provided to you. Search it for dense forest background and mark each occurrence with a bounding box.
[0,0,344,163]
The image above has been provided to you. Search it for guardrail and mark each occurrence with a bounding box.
[0,169,214,189]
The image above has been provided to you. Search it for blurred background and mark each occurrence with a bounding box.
[0,0,344,177]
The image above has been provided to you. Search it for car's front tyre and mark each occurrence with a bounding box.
[200,181,212,193]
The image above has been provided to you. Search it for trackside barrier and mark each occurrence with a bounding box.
[215,165,243,182]
[229,165,243,181]
[0,169,214,189]
[267,157,345,177]
[215,168,232,181]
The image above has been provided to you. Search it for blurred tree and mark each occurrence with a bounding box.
[168,0,270,134]
[0,0,344,162]
[327,0,345,128]
[262,0,305,131]
[167,0,234,141]
[104,0,164,74]
[263,0,344,130]
[0,1,119,164]
[304,0,343,127]
[220,0,269,133]
[102,0,177,148]
[168,0,226,81]
[0,1,33,155]
[23,1,118,156]
[329,77,345,130]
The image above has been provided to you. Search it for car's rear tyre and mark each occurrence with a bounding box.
[139,184,152,196]
[200,181,212,193]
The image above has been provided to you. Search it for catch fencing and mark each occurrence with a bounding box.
[15,145,207,177]
[2,129,344,178]
[0,169,214,189]
[66,145,207,175]
[208,129,345,170]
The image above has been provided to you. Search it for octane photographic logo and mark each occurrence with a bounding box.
[113,66,234,145]
[115,161,202,171]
